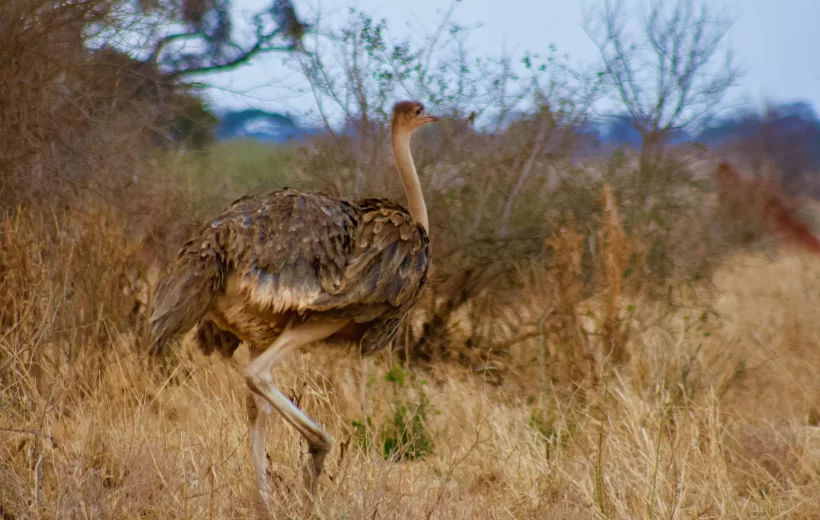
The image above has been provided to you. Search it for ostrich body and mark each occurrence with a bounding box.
[148,101,436,516]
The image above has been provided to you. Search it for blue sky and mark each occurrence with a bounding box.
[204,0,820,119]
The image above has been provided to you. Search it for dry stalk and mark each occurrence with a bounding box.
[544,217,595,384]
[597,184,637,365]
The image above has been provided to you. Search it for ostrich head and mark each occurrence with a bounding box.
[391,101,438,135]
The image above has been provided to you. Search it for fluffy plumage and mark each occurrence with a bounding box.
[149,187,431,357]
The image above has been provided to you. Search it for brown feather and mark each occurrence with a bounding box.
[148,230,227,355]
[149,187,431,356]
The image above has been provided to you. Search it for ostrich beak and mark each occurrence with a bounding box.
[420,114,438,125]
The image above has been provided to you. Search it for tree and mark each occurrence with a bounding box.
[0,0,309,204]
[583,0,741,185]
[135,0,310,77]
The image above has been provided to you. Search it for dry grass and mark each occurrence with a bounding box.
[3,190,820,519]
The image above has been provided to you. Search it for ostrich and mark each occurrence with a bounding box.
[148,101,436,516]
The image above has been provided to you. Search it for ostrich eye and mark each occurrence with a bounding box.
[415,108,422,115]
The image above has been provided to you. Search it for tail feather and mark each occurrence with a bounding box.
[149,245,224,355]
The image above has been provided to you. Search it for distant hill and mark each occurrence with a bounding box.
[212,101,820,196]
[214,103,820,177]
[215,109,317,143]
[598,115,692,148]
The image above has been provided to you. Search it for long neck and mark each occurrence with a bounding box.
[392,130,429,231]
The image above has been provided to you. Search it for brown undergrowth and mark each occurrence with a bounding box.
[716,161,820,255]
[3,170,820,518]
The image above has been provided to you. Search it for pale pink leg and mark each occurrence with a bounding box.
[246,347,273,517]
[244,319,349,518]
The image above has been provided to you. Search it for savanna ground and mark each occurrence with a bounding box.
[3,1,820,518]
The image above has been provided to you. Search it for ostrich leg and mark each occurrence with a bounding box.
[243,319,349,518]
[247,347,273,516]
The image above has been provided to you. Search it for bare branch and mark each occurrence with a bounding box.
[134,0,312,77]
[584,0,741,137]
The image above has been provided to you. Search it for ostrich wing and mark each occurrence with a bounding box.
[214,189,430,320]
[151,188,430,356]
[330,197,430,310]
